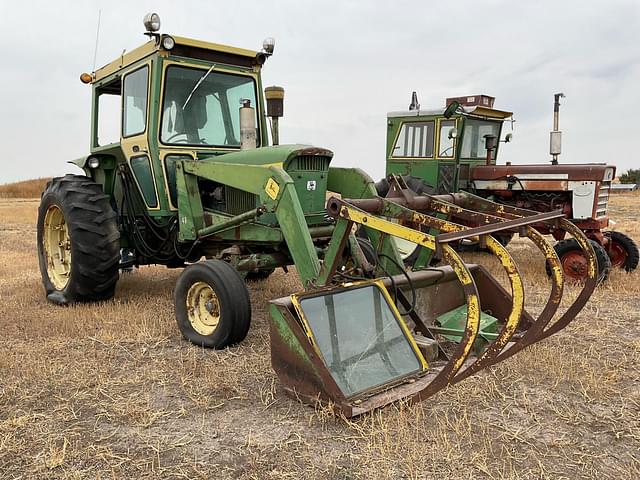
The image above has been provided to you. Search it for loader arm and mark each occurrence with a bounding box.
[176,158,321,284]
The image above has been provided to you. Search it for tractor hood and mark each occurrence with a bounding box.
[200,144,334,171]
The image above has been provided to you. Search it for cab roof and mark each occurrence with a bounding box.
[91,35,260,83]
[387,105,513,120]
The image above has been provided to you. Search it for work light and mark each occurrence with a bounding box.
[143,13,161,33]
[161,35,175,50]
[262,37,275,55]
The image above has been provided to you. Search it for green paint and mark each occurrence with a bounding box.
[385,113,505,192]
[269,304,316,371]
[436,305,498,353]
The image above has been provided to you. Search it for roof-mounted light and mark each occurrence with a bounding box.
[161,34,175,50]
[80,72,93,84]
[262,37,275,56]
[143,12,161,35]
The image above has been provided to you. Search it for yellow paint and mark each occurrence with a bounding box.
[159,150,197,211]
[92,36,259,83]
[172,36,258,58]
[43,204,71,290]
[120,61,161,211]
[389,119,436,161]
[435,118,458,159]
[185,281,221,336]
[441,245,480,372]
[157,59,262,152]
[374,280,428,370]
[484,236,524,343]
[339,206,436,250]
[265,178,280,200]
[291,280,428,370]
[468,106,513,119]
[93,41,157,82]
[528,227,565,293]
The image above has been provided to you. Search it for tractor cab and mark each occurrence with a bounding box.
[80,23,272,216]
[385,94,512,193]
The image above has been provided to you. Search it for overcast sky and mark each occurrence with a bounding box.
[1,0,638,184]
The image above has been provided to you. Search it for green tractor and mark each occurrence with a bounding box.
[380,92,639,280]
[37,14,599,417]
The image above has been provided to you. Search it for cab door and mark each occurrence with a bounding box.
[120,63,160,211]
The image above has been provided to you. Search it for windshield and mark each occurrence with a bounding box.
[460,119,502,159]
[161,65,258,147]
[297,284,423,398]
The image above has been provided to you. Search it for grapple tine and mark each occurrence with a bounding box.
[532,218,597,339]
[409,245,482,400]
[453,225,565,378]
[451,235,525,382]
[422,192,598,360]
[386,202,528,381]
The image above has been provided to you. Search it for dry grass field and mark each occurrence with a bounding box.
[1,192,639,479]
[0,179,51,199]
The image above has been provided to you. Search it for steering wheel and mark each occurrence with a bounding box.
[166,133,190,143]
[440,146,454,156]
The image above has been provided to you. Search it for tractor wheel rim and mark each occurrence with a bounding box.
[608,242,628,268]
[186,281,221,336]
[561,251,588,280]
[43,205,71,290]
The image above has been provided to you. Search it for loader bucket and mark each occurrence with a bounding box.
[269,264,532,417]
[268,184,596,416]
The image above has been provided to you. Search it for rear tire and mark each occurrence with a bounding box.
[175,260,251,348]
[37,175,120,304]
[604,231,639,271]
[547,238,611,284]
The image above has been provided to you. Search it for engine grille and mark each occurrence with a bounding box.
[291,155,331,171]
[596,181,610,218]
[225,186,258,215]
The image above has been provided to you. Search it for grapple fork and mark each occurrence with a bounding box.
[269,185,597,417]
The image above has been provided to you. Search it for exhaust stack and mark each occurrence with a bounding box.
[240,99,257,150]
[550,92,565,164]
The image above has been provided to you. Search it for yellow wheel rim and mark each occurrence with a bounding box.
[43,205,72,290]
[186,281,221,336]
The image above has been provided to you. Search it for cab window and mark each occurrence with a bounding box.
[438,120,456,157]
[460,119,501,159]
[392,122,434,158]
[95,78,121,147]
[122,66,149,137]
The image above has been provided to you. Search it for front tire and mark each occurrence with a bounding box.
[605,231,639,271]
[547,238,612,284]
[37,175,120,304]
[175,260,251,348]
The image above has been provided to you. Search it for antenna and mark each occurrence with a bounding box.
[92,10,102,72]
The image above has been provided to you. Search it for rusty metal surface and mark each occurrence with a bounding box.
[470,164,614,182]
[435,210,564,243]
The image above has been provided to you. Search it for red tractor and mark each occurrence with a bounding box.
[380,93,638,281]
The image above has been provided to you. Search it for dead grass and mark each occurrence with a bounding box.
[1,194,639,478]
[0,178,51,199]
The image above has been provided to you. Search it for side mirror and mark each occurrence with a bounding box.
[504,133,513,143]
[443,101,460,119]
[448,127,458,139]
